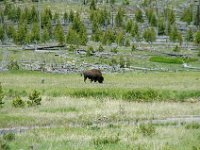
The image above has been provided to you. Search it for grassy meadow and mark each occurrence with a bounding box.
[0,71,200,149]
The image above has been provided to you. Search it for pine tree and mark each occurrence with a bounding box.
[143,27,156,45]
[54,20,65,45]
[157,18,165,35]
[90,0,96,10]
[169,25,178,42]
[180,5,192,24]
[0,82,4,106]
[6,25,15,39]
[16,22,28,44]
[42,27,50,43]
[126,19,133,33]
[63,11,68,25]
[185,28,193,42]
[27,90,42,106]
[194,31,200,46]
[116,30,124,46]
[66,27,81,45]
[135,8,144,23]
[31,22,40,42]
[115,7,124,27]
[0,25,5,43]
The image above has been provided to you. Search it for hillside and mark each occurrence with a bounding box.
[0,0,199,73]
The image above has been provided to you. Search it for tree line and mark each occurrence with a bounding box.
[0,0,200,47]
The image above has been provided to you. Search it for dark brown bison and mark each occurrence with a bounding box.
[81,69,104,83]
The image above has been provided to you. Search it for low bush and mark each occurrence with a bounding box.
[3,133,15,141]
[138,123,156,136]
[27,90,42,106]
[12,96,25,108]
[185,122,200,129]
[93,133,120,145]
[68,88,200,102]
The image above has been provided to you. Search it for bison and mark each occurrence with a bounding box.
[81,69,104,83]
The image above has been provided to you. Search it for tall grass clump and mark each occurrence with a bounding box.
[93,133,120,146]
[68,88,120,99]
[68,88,200,102]
[12,96,25,108]
[138,123,156,136]
[0,82,4,106]
[122,88,161,102]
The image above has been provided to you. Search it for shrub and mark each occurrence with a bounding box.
[93,133,120,145]
[131,44,136,52]
[7,60,19,70]
[173,45,180,52]
[12,96,25,108]
[3,133,15,141]
[86,46,94,56]
[110,47,118,53]
[185,122,200,129]
[123,88,160,101]
[27,90,42,106]
[0,82,4,106]
[98,44,104,52]
[139,123,156,136]
[0,139,10,150]
[119,55,125,68]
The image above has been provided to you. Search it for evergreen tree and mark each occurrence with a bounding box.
[143,27,156,45]
[177,32,183,46]
[166,8,176,25]
[180,5,192,24]
[6,25,15,39]
[41,8,52,28]
[66,27,81,45]
[42,27,50,43]
[0,82,4,106]
[116,30,124,46]
[126,19,133,33]
[53,12,59,23]
[131,22,139,37]
[0,25,5,43]
[169,25,178,42]
[135,8,144,23]
[90,0,96,10]
[31,22,40,42]
[63,11,68,25]
[194,31,200,45]
[69,10,74,23]
[115,7,124,27]
[146,8,157,26]
[16,22,28,44]
[101,27,115,45]
[30,5,38,23]
[157,18,165,35]
[25,31,32,44]
[54,20,65,45]
[185,28,193,42]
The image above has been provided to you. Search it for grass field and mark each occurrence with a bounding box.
[0,71,200,149]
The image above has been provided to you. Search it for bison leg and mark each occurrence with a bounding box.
[84,76,87,83]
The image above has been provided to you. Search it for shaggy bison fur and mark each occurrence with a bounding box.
[82,69,104,83]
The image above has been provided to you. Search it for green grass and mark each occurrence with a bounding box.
[149,56,198,64]
[0,71,200,149]
[1,71,200,101]
[1,123,200,150]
